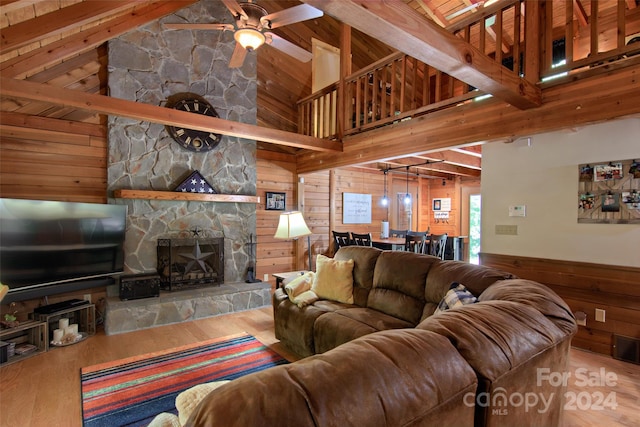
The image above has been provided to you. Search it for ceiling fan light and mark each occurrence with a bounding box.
[234,28,265,51]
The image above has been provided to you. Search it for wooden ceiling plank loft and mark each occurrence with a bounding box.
[0,77,340,153]
[302,0,541,110]
[0,1,145,52]
[1,1,198,79]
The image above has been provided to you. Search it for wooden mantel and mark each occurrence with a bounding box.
[114,189,260,204]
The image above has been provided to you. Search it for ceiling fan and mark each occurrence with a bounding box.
[165,0,323,68]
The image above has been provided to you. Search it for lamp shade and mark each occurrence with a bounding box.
[234,28,266,51]
[274,211,311,239]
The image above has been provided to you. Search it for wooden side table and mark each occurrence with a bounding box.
[272,271,310,289]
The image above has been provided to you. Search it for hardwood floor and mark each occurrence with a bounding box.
[0,307,638,426]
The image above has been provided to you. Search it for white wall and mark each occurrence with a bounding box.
[481,117,640,267]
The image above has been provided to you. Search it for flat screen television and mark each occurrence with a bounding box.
[0,198,127,303]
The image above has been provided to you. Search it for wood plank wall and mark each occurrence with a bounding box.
[256,151,298,283]
[480,253,640,356]
[420,176,462,237]
[0,112,108,203]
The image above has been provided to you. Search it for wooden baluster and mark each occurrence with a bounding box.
[565,0,574,67]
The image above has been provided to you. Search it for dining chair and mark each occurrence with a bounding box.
[389,229,407,238]
[332,231,352,253]
[404,233,426,253]
[427,233,448,259]
[407,230,427,238]
[351,232,373,246]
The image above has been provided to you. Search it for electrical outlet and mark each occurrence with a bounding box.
[83,294,92,303]
[263,273,269,282]
[495,224,518,235]
[575,311,587,326]
[595,308,606,322]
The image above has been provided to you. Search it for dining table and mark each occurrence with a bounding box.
[371,237,406,251]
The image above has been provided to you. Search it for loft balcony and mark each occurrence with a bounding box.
[298,0,640,142]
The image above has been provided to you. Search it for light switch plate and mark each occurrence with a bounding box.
[595,308,606,322]
[495,224,518,235]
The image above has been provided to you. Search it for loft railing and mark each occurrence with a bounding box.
[297,52,481,140]
[298,0,640,140]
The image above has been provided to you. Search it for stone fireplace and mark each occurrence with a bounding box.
[102,1,270,334]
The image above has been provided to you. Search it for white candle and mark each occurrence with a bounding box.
[53,329,64,342]
[59,318,69,330]
[68,324,79,335]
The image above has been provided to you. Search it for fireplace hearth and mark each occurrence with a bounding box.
[156,237,224,291]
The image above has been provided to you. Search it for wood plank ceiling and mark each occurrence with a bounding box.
[1,0,636,181]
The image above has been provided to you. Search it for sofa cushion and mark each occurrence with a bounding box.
[273,289,351,358]
[433,282,478,314]
[312,308,414,353]
[367,251,438,325]
[334,246,382,306]
[312,254,355,304]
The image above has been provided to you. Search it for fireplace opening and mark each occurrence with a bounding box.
[156,237,224,291]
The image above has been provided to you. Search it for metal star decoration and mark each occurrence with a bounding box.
[179,241,214,274]
[190,227,203,238]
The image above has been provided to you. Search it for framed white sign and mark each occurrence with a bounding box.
[343,193,372,224]
[432,197,452,212]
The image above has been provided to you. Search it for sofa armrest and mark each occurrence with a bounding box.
[273,287,288,304]
[479,279,577,336]
[417,300,569,380]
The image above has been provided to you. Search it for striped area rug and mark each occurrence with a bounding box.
[80,332,288,427]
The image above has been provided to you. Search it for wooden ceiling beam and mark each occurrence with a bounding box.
[414,0,448,27]
[302,0,541,110]
[573,0,589,27]
[0,77,341,153]
[414,151,482,169]
[384,157,481,177]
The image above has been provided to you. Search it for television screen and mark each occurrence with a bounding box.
[0,198,127,302]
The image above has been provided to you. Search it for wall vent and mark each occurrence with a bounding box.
[613,335,640,364]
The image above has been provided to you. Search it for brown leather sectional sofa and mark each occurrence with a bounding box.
[187,246,577,427]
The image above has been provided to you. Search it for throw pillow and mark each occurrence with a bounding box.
[311,254,355,304]
[176,380,230,425]
[434,282,478,315]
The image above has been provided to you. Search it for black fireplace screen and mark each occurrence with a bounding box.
[156,238,224,291]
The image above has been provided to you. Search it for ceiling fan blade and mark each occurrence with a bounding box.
[229,42,248,68]
[260,4,323,29]
[222,0,248,20]
[265,32,313,63]
[164,23,234,31]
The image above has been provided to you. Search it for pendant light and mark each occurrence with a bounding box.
[404,166,411,205]
[381,169,389,207]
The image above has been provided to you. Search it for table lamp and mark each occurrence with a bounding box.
[274,211,313,270]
